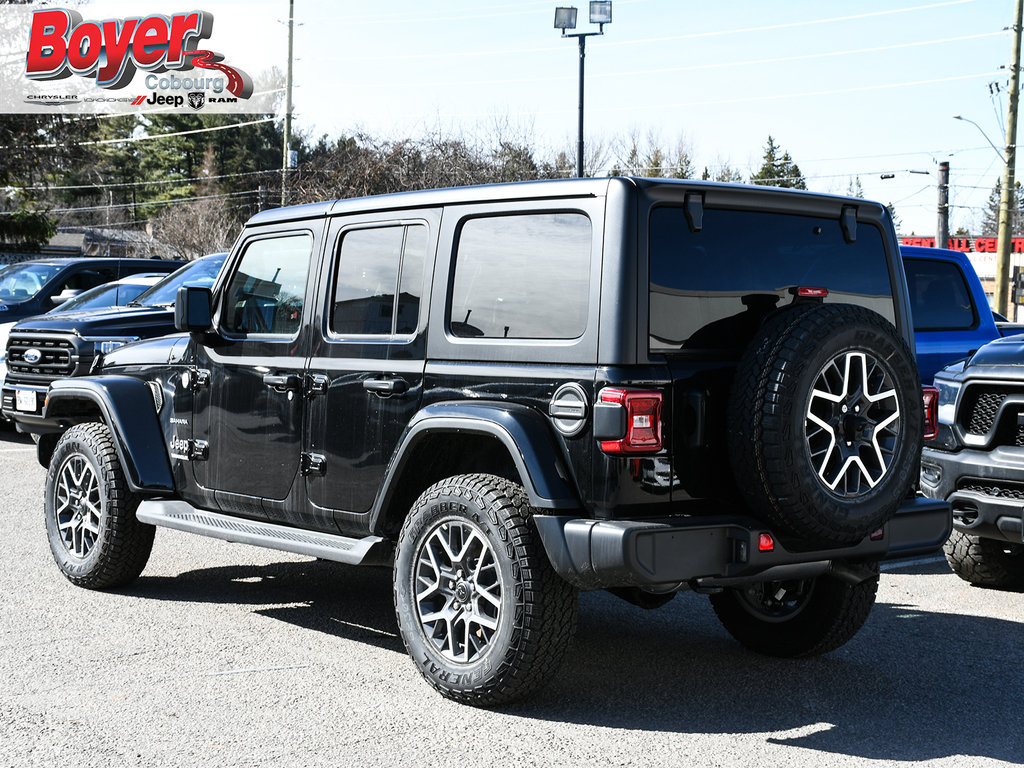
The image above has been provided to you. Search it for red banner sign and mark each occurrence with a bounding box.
[901,237,1024,253]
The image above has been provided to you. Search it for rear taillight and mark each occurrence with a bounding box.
[598,388,663,455]
[922,385,939,440]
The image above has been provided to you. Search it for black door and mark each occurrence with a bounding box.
[304,211,437,534]
[192,229,318,520]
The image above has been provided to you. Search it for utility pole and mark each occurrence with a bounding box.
[995,0,1023,316]
[280,0,294,207]
[937,161,950,249]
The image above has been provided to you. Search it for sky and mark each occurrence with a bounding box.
[7,0,1020,238]
[279,0,1018,239]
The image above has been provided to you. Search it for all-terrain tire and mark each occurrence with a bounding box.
[728,303,922,546]
[393,474,577,707]
[943,529,1024,590]
[44,423,154,589]
[710,566,879,657]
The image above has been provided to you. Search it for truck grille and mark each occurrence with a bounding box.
[960,387,1012,435]
[6,333,82,384]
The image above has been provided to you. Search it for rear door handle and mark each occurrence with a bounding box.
[362,377,408,396]
[263,373,302,392]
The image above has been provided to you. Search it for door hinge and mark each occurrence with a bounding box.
[306,373,329,397]
[189,439,209,461]
[184,368,210,391]
[300,452,327,476]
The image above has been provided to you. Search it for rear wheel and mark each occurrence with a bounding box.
[393,474,577,706]
[944,529,1024,590]
[44,423,154,589]
[710,567,879,657]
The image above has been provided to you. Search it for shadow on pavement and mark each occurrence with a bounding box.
[128,558,1022,762]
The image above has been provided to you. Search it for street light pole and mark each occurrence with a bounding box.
[555,3,612,178]
[576,34,586,179]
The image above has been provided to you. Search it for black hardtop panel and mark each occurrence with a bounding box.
[246,178,619,227]
[637,177,889,219]
[247,177,884,230]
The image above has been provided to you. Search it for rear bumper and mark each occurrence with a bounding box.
[534,495,951,590]
[921,446,1024,544]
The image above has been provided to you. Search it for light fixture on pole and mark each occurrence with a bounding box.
[554,2,612,178]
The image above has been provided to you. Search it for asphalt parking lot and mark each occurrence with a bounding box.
[1,427,1021,768]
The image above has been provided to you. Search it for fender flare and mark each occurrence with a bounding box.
[44,376,174,493]
[370,401,582,532]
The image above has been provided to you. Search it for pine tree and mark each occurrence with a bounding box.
[750,136,806,189]
[980,179,1024,237]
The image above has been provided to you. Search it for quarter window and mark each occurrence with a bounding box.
[222,234,312,335]
[449,213,591,339]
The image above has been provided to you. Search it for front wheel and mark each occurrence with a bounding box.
[709,566,879,657]
[44,423,154,589]
[393,474,577,706]
[944,529,1024,590]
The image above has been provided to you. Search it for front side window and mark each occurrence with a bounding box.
[222,234,312,335]
[331,224,427,336]
[449,213,591,339]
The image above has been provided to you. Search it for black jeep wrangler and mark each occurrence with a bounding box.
[20,178,950,705]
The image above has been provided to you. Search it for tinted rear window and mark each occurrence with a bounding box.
[649,207,894,352]
[903,257,976,331]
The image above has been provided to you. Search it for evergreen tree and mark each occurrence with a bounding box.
[980,179,1024,237]
[750,135,806,189]
[886,202,902,235]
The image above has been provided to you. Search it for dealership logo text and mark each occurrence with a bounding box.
[24,8,252,98]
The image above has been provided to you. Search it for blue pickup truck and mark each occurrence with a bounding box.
[900,245,1024,383]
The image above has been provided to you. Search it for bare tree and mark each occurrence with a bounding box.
[150,194,239,260]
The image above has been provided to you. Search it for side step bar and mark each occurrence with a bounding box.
[136,500,393,566]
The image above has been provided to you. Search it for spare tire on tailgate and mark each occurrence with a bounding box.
[727,302,921,547]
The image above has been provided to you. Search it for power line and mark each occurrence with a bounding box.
[7,168,283,192]
[0,189,257,216]
[0,117,276,151]
[330,32,1004,90]
[314,0,982,62]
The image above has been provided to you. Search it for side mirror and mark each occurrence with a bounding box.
[51,288,82,306]
[175,285,212,332]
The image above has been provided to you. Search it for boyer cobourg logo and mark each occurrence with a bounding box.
[23,8,253,108]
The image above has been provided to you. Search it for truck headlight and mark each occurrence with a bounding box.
[935,377,962,426]
[83,336,140,355]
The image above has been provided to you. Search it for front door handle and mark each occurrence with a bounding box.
[263,373,302,392]
[363,377,408,396]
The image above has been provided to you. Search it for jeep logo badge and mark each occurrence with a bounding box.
[23,348,42,364]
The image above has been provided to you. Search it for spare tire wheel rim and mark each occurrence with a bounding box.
[805,349,901,497]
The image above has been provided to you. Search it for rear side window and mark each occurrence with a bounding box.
[450,213,591,339]
[649,207,895,352]
[332,223,427,336]
[903,257,976,331]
